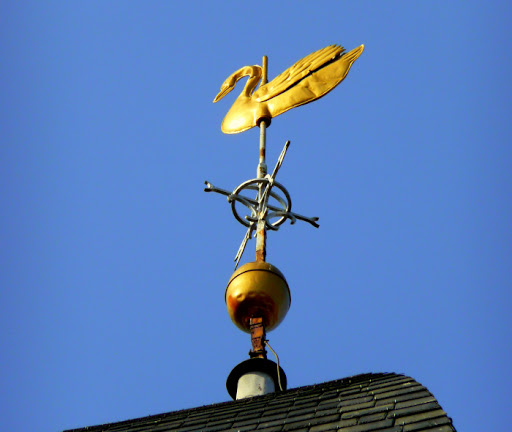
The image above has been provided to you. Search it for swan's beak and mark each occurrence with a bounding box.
[213,85,232,103]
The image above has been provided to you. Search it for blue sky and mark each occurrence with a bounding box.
[1,2,511,432]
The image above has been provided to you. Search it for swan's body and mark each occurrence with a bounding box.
[213,44,364,134]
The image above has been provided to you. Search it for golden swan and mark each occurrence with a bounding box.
[213,44,364,134]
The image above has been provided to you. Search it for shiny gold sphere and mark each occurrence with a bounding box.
[225,261,291,333]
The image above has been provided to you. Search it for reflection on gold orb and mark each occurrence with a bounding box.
[225,261,291,333]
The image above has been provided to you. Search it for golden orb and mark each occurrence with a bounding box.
[225,261,291,333]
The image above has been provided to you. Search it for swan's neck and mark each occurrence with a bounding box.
[233,66,262,97]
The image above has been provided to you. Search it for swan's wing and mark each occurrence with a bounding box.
[253,45,344,103]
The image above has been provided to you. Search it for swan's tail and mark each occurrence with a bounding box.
[342,44,364,65]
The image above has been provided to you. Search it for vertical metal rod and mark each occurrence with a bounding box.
[255,122,267,262]
[258,123,267,179]
[256,56,269,262]
[261,56,268,86]
[258,55,268,181]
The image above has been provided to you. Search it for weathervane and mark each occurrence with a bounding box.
[205,44,363,269]
[205,44,363,389]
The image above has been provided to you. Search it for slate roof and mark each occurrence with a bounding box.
[65,372,456,432]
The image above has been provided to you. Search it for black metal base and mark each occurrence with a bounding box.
[226,358,287,400]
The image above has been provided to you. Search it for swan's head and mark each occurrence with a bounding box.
[213,66,262,103]
[213,73,238,103]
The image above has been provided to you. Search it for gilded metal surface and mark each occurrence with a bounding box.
[214,44,364,134]
[225,261,291,333]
